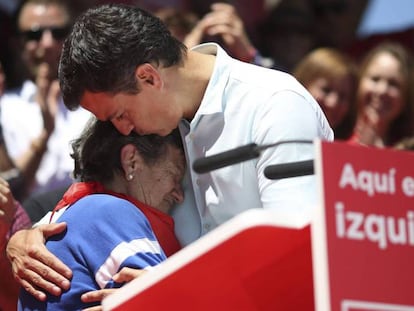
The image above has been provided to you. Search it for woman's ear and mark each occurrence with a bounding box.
[135,63,162,88]
[120,144,143,175]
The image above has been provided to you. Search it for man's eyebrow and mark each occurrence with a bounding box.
[106,111,118,122]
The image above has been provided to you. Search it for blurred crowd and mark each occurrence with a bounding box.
[1,0,414,309]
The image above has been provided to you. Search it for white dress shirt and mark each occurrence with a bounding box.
[171,43,334,246]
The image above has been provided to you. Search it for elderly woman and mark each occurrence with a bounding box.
[18,117,186,310]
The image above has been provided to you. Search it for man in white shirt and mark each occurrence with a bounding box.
[171,43,332,245]
[7,3,333,304]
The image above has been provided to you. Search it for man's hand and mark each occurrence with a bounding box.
[113,266,148,282]
[6,223,73,301]
[81,267,148,311]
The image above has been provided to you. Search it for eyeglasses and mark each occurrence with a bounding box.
[20,26,71,42]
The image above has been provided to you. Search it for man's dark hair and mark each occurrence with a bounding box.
[59,3,187,110]
[71,117,183,184]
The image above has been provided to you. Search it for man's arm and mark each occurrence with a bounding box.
[255,89,333,217]
[6,223,73,301]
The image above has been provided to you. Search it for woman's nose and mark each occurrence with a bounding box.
[172,184,184,204]
[376,80,389,95]
[325,92,340,108]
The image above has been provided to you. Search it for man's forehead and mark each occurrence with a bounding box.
[80,91,114,121]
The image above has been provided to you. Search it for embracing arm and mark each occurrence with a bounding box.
[6,223,72,301]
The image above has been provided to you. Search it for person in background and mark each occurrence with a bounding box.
[0,61,26,200]
[1,57,64,219]
[0,177,31,311]
[0,63,14,174]
[154,6,199,43]
[258,0,316,72]
[156,3,274,68]
[293,47,358,140]
[182,2,271,66]
[0,0,91,201]
[18,118,185,310]
[348,41,414,147]
[22,186,68,223]
[7,4,333,305]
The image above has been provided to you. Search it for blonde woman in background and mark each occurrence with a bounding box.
[294,47,358,140]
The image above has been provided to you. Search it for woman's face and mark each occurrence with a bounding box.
[131,144,186,213]
[357,52,406,126]
[307,75,353,128]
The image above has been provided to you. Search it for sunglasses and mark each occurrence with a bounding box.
[20,26,71,42]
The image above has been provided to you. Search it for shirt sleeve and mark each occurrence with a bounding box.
[253,89,332,222]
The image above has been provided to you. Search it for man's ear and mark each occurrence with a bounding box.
[120,144,143,174]
[135,63,162,88]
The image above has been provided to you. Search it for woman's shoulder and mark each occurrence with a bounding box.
[62,194,146,221]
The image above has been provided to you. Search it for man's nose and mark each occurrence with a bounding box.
[113,119,134,135]
[39,29,54,47]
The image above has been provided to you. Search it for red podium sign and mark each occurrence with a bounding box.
[103,209,314,311]
[313,140,414,311]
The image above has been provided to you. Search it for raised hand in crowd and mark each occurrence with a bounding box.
[184,2,258,63]
[35,63,59,138]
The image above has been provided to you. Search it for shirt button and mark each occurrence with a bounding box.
[187,133,194,142]
[196,179,201,186]
[203,223,211,230]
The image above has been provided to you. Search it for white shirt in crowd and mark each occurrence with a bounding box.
[0,80,92,196]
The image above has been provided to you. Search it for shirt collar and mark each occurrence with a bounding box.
[191,43,232,116]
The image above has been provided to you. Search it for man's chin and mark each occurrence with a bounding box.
[158,128,174,137]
